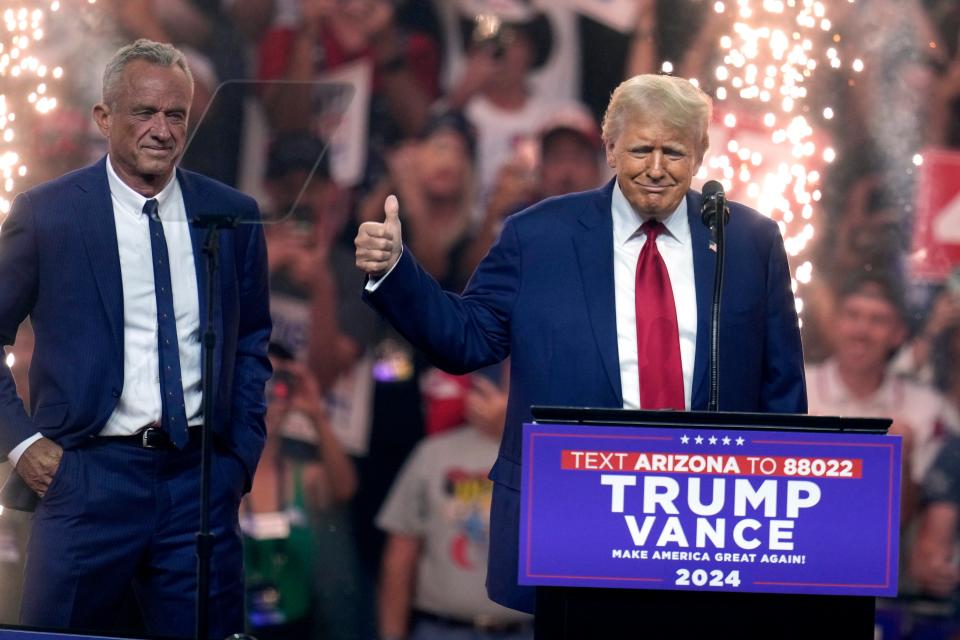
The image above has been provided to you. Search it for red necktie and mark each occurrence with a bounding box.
[635,220,685,410]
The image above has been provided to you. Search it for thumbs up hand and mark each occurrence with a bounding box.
[355,194,402,277]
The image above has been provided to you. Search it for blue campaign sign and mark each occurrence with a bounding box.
[518,423,901,597]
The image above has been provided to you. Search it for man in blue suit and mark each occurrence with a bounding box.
[355,74,806,616]
[0,40,271,637]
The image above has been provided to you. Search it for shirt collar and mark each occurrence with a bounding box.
[611,179,689,246]
[105,156,181,219]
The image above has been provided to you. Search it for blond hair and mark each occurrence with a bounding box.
[602,74,712,156]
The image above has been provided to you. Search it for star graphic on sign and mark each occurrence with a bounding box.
[708,436,718,445]
[722,436,731,445]
[736,437,745,446]
[695,435,704,444]
[680,435,690,444]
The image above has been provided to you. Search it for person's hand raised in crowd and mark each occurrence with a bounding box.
[465,376,508,439]
[361,0,395,40]
[284,359,325,418]
[448,45,503,109]
[925,289,960,340]
[486,150,538,224]
[356,194,402,277]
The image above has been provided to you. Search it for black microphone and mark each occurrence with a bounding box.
[700,179,729,231]
[700,179,729,413]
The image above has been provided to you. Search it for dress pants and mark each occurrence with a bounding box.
[19,436,246,639]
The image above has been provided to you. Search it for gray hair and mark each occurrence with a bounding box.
[602,74,712,156]
[102,39,194,106]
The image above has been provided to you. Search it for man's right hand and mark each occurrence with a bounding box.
[355,194,402,277]
[15,437,63,497]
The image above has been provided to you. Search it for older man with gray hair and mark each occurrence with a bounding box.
[355,73,805,628]
[0,39,271,637]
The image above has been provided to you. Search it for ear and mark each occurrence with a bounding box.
[605,139,617,169]
[92,102,111,138]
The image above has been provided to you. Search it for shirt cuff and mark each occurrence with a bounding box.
[364,247,404,293]
[8,432,43,467]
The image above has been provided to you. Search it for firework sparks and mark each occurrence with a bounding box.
[0,1,83,217]
[691,0,859,321]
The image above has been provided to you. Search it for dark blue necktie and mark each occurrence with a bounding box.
[144,198,189,448]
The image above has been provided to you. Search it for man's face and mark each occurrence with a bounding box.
[539,131,600,198]
[605,117,702,220]
[94,60,192,196]
[833,291,906,375]
[419,129,471,200]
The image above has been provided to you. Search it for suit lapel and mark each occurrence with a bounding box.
[572,181,622,403]
[75,158,124,358]
[687,190,715,409]
[178,169,219,394]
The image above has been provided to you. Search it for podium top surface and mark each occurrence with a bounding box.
[530,406,891,434]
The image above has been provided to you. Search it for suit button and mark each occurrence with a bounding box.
[111,388,121,398]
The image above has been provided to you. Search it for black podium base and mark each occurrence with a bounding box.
[535,587,875,639]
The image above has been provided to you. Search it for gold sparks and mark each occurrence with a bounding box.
[693,0,855,322]
[0,2,80,217]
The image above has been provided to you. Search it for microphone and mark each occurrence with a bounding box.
[700,179,729,413]
[700,180,729,231]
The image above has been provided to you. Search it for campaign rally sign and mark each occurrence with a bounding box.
[912,148,960,280]
[519,423,901,597]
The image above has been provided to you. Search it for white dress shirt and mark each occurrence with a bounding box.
[7,159,204,466]
[612,180,697,410]
[101,157,203,435]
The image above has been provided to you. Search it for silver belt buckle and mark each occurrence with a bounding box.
[141,426,161,449]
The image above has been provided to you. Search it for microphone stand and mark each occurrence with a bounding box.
[193,214,238,640]
[707,192,728,413]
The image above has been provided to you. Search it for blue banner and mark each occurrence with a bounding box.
[519,423,901,596]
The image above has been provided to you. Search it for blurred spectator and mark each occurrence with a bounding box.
[460,102,604,279]
[437,3,585,207]
[261,134,377,639]
[912,312,960,599]
[803,171,909,363]
[891,269,960,387]
[377,370,533,640]
[243,345,357,639]
[358,110,478,291]
[262,132,363,365]
[805,271,959,523]
[435,0,579,107]
[257,0,440,145]
[912,436,960,599]
[536,105,604,199]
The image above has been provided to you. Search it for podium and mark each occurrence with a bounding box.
[522,407,898,639]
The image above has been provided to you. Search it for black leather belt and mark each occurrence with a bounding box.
[412,609,533,634]
[100,425,202,449]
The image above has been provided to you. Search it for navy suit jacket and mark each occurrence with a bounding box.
[0,157,271,506]
[365,179,806,613]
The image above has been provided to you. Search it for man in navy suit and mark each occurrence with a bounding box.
[0,40,271,637]
[355,74,806,615]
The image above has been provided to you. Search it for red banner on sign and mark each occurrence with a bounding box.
[912,148,960,280]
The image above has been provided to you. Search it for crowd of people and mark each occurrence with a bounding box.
[1,0,960,638]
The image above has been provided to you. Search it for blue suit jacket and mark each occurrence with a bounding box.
[0,157,271,505]
[366,179,806,612]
